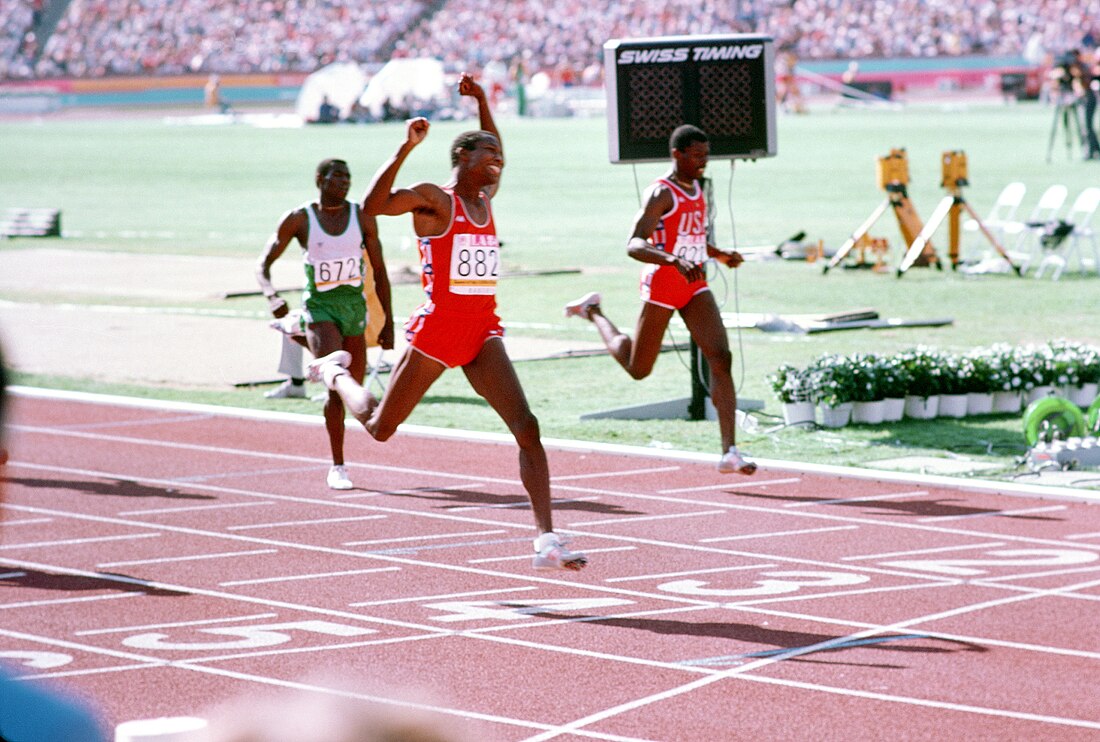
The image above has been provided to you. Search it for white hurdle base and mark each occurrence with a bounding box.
[581,397,763,421]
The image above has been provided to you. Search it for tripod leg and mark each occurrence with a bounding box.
[960,200,1021,275]
[898,195,951,275]
[823,198,890,274]
[1048,104,1061,163]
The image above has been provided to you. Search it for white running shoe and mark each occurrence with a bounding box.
[718,446,758,475]
[327,464,353,490]
[532,532,587,571]
[563,292,601,320]
[307,350,352,385]
[263,380,306,399]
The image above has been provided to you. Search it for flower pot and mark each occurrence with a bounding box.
[992,390,1022,413]
[966,392,994,416]
[938,393,968,419]
[781,401,815,425]
[1068,382,1099,407]
[882,397,906,422]
[851,400,886,425]
[819,402,852,428]
[1026,385,1055,404]
[904,395,939,419]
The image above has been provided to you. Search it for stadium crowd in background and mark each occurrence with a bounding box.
[2,0,1097,83]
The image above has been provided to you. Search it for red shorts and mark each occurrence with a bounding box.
[404,305,504,368]
[640,265,709,310]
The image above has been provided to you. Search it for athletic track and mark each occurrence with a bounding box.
[3,388,1100,741]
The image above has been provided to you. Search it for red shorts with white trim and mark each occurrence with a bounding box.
[404,305,505,368]
[640,265,709,310]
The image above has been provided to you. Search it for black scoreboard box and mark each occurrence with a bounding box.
[604,34,776,163]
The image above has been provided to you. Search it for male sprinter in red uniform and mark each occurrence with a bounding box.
[565,124,756,475]
[308,74,586,571]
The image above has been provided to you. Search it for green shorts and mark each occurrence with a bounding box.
[301,287,367,338]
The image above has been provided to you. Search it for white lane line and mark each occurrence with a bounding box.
[919,505,1068,523]
[0,533,160,550]
[97,548,278,568]
[784,490,930,508]
[220,567,400,587]
[0,593,142,610]
[523,575,1100,740]
[701,526,859,543]
[570,509,728,527]
[117,501,276,516]
[448,496,600,513]
[344,529,507,547]
[659,477,802,494]
[0,571,27,580]
[0,518,53,526]
[1066,531,1100,540]
[841,541,1007,562]
[174,465,326,483]
[553,466,681,482]
[605,563,777,584]
[467,546,636,565]
[350,586,539,608]
[227,515,388,531]
[75,612,279,636]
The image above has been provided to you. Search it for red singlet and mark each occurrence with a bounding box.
[404,188,504,368]
[640,177,711,310]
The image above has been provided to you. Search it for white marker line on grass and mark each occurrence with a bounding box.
[842,541,1006,562]
[350,586,538,607]
[220,567,400,587]
[700,526,859,543]
[659,477,801,493]
[75,612,279,636]
[118,501,275,516]
[345,529,506,546]
[919,505,1067,523]
[98,548,278,568]
[0,532,160,550]
[227,515,387,531]
[553,465,680,482]
[570,509,728,527]
[605,563,777,583]
[784,490,929,508]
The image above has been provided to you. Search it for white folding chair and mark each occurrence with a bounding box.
[963,181,1025,243]
[1001,184,1068,273]
[1035,186,1100,279]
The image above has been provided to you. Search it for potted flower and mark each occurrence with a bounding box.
[807,353,858,427]
[769,363,815,425]
[876,353,911,422]
[849,353,886,424]
[961,349,997,415]
[937,352,969,418]
[897,346,945,419]
[1048,339,1098,406]
[988,343,1026,413]
[1072,342,1100,407]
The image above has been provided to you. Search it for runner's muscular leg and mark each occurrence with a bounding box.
[462,338,554,534]
[679,291,737,451]
[360,346,446,441]
[307,321,353,465]
[589,301,673,380]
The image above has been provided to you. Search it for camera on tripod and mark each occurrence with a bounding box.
[1051,50,1082,103]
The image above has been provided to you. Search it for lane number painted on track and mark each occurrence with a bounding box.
[0,650,73,669]
[881,548,1099,576]
[425,597,633,622]
[659,571,869,597]
[122,620,376,651]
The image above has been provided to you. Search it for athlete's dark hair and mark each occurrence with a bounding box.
[316,158,348,178]
[670,124,708,153]
[450,131,494,167]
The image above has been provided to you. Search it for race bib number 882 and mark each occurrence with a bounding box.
[449,234,499,295]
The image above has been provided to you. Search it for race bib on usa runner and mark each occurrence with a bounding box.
[449,233,499,295]
[674,234,706,265]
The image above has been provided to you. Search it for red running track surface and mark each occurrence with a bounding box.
[3,390,1100,741]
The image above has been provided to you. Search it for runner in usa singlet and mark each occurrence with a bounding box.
[641,177,710,310]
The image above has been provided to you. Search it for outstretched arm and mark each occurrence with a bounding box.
[459,73,503,198]
[362,117,432,217]
[255,209,306,318]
